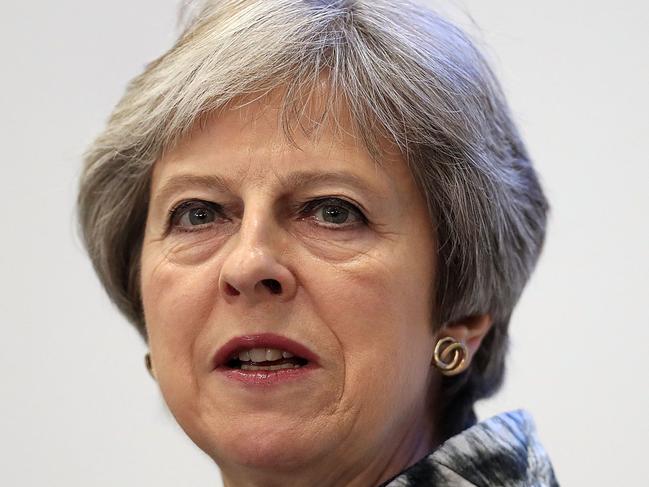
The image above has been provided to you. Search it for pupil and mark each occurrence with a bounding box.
[323,205,348,224]
[189,207,213,225]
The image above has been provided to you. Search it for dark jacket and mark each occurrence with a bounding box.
[379,409,559,486]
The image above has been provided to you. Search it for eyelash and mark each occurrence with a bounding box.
[299,197,368,229]
[166,197,368,234]
[166,200,224,234]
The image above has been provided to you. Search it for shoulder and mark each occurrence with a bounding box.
[380,410,560,487]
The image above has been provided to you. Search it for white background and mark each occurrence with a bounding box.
[1,1,647,485]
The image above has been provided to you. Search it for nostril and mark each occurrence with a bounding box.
[261,279,282,294]
[224,283,240,296]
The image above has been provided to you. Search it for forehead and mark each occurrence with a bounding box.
[150,91,414,200]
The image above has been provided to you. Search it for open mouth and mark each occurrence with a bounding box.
[226,348,310,371]
[212,333,320,385]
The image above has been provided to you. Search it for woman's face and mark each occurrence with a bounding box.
[140,97,439,480]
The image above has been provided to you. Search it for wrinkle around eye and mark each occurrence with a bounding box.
[148,214,236,262]
[158,231,231,266]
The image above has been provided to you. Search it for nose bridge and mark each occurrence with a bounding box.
[235,197,279,262]
[218,198,296,304]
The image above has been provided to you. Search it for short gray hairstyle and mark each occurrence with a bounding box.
[78,0,548,440]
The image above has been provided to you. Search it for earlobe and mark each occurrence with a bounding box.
[439,314,493,358]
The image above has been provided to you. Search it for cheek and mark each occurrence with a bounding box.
[306,239,436,419]
[142,259,215,338]
[140,248,219,395]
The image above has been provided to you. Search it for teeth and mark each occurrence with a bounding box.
[240,363,300,371]
[248,348,267,362]
[266,348,283,361]
[239,348,295,363]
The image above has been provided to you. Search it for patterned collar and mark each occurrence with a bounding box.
[379,409,559,486]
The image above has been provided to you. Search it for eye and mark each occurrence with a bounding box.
[168,200,224,232]
[302,198,367,229]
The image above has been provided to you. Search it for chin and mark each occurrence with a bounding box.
[194,413,331,471]
[225,435,312,469]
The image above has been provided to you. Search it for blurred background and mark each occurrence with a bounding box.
[1,0,647,485]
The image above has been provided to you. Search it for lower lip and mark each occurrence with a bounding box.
[217,364,318,386]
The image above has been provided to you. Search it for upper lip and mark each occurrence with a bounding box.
[213,333,320,369]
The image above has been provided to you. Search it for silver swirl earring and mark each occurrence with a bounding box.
[433,337,469,376]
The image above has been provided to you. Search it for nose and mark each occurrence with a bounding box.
[218,204,297,306]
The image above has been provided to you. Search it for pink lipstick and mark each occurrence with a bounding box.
[213,333,320,386]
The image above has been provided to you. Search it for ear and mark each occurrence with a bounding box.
[438,314,493,361]
[145,352,158,381]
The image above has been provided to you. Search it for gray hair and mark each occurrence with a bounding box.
[77,0,548,440]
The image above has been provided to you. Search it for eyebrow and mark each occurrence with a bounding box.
[152,169,384,209]
[277,169,381,195]
[153,174,232,210]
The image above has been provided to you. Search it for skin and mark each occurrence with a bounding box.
[140,94,492,487]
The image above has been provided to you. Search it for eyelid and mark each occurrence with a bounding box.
[166,199,224,232]
[164,196,368,235]
[300,197,368,223]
